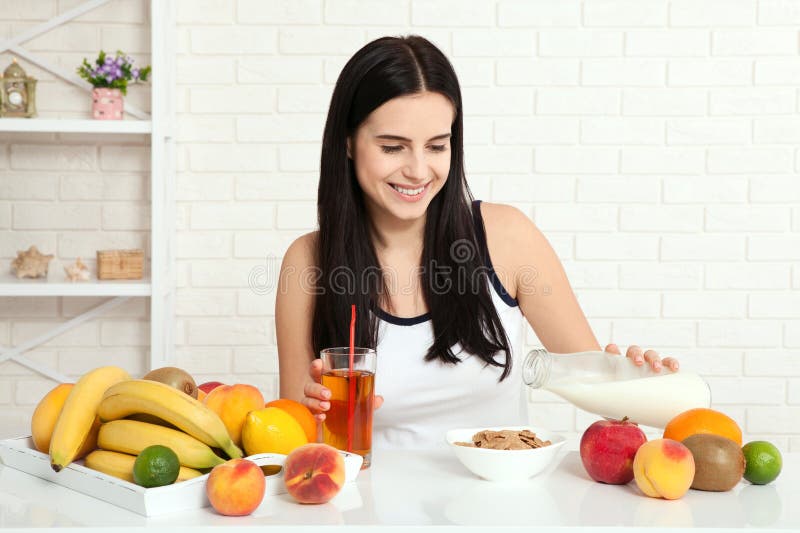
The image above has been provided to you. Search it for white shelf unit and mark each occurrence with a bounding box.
[0,273,152,297]
[0,0,175,383]
[0,118,152,134]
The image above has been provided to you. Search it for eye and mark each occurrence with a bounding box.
[430,144,447,152]
[380,145,402,153]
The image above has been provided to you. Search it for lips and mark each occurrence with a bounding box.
[387,181,431,203]
[389,183,426,196]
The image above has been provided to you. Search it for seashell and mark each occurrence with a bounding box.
[10,245,54,279]
[64,257,90,282]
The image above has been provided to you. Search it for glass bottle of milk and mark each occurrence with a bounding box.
[522,349,712,429]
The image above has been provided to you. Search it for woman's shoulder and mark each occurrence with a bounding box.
[477,201,539,247]
[476,202,548,294]
[283,230,319,268]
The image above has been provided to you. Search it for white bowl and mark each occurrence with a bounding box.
[446,426,566,482]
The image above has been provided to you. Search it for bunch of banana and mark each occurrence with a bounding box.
[49,366,131,472]
[85,450,202,483]
[98,419,226,469]
[98,379,243,459]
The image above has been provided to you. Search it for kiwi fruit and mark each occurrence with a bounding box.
[142,366,198,399]
[682,433,745,491]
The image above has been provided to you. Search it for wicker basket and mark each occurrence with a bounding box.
[96,249,144,280]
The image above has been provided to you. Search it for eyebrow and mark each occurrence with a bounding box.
[374,133,451,142]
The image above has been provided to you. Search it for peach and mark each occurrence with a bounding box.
[283,443,345,504]
[206,458,265,516]
[633,438,695,500]
[203,384,264,447]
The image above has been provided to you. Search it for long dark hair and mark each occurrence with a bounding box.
[313,35,513,380]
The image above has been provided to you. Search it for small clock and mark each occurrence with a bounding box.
[1,58,37,118]
[7,88,24,108]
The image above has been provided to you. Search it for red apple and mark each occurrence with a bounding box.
[198,381,224,394]
[580,416,647,484]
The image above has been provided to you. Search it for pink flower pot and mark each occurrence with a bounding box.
[91,88,124,120]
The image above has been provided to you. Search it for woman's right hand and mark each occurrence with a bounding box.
[303,359,331,422]
[303,359,384,422]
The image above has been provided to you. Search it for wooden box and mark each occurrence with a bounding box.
[96,249,144,280]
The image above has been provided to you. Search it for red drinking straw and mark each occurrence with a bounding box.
[347,304,356,453]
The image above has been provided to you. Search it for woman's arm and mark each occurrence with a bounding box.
[275,232,319,403]
[481,202,678,370]
[479,202,601,353]
[275,231,385,418]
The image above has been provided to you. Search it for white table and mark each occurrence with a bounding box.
[1,442,797,532]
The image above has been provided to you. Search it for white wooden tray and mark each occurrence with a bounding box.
[0,436,362,517]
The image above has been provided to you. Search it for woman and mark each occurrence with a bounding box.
[276,35,678,449]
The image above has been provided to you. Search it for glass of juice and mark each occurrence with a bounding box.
[320,347,376,469]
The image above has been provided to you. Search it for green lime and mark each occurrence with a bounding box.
[742,441,782,485]
[132,445,180,488]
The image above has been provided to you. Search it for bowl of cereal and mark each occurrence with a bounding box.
[445,426,566,482]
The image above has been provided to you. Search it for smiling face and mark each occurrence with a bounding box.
[347,91,455,226]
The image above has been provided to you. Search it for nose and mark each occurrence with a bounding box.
[402,148,429,182]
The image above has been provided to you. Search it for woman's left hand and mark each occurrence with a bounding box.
[604,343,679,372]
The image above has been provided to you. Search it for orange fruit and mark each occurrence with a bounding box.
[197,389,207,402]
[663,408,742,446]
[266,398,318,443]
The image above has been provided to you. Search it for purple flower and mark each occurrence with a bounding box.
[115,57,124,67]
[105,75,114,83]
[132,68,140,80]
[104,56,114,65]
[115,68,122,77]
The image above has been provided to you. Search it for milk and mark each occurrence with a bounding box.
[546,371,711,429]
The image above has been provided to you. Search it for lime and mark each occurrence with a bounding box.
[132,445,180,488]
[742,441,782,485]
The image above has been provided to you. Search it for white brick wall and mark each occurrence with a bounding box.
[2,0,799,449]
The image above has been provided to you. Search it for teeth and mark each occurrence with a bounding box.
[391,184,425,196]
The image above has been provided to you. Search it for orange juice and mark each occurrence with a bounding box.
[321,369,374,467]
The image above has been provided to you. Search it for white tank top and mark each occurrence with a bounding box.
[371,200,527,450]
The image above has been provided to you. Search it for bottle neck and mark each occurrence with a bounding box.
[522,349,551,388]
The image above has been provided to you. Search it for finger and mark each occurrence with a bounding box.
[303,397,330,414]
[662,357,680,372]
[604,343,621,355]
[374,395,384,411]
[626,345,645,365]
[309,358,323,382]
[304,380,331,401]
[643,349,662,372]
[314,413,326,422]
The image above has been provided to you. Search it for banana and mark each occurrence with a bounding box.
[98,379,242,459]
[84,449,203,483]
[98,419,226,469]
[126,413,180,430]
[49,366,131,472]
